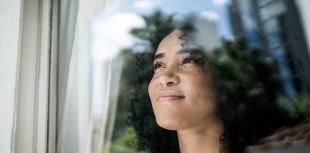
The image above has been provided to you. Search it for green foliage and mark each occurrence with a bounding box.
[112,50,139,140]
[289,95,310,119]
[125,11,304,153]
[130,11,175,50]
[205,39,297,151]
[104,127,148,153]
[210,38,282,104]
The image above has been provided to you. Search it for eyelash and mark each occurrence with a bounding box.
[152,57,203,71]
[182,56,206,66]
[181,57,196,65]
[153,61,164,71]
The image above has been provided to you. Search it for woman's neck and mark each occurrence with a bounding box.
[177,120,224,153]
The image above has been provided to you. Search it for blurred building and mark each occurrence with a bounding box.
[295,0,310,84]
[193,14,222,52]
[229,0,310,97]
[296,0,310,54]
[228,0,262,49]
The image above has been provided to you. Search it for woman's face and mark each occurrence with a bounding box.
[148,30,219,130]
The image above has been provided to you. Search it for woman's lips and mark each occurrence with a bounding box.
[157,92,185,102]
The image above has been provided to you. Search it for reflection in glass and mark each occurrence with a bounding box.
[56,0,310,153]
[259,0,286,20]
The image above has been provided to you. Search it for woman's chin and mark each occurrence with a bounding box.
[156,119,183,130]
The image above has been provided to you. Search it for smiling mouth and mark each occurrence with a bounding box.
[157,95,185,102]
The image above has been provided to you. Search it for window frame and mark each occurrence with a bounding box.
[11,0,58,152]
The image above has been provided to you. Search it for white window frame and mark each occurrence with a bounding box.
[0,0,58,152]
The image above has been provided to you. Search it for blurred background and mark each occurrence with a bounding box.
[56,0,310,153]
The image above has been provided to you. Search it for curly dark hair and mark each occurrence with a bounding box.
[127,17,294,153]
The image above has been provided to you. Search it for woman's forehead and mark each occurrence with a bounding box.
[156,30,203,55]
[162,30,183,43]
[156,30,183,53]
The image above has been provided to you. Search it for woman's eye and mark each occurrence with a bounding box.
[181,57,196,65]
[153,62,164,71]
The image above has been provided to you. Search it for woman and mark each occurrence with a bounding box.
[128,24,293,153]
[129,27,233,153]
[148,29,223,153]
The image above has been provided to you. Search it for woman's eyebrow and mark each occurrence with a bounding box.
[154,53,165,60]
[177,48,204,56]
[176,49,191,55]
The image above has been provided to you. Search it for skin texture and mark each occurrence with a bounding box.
[148,30,224,153]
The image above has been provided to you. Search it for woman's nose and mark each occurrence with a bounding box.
[159,67,179,88]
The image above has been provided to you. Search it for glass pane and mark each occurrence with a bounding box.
[257,0,273,7]
[259,0,286,20]
[56,0,310,153]
[263,19,280,34]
